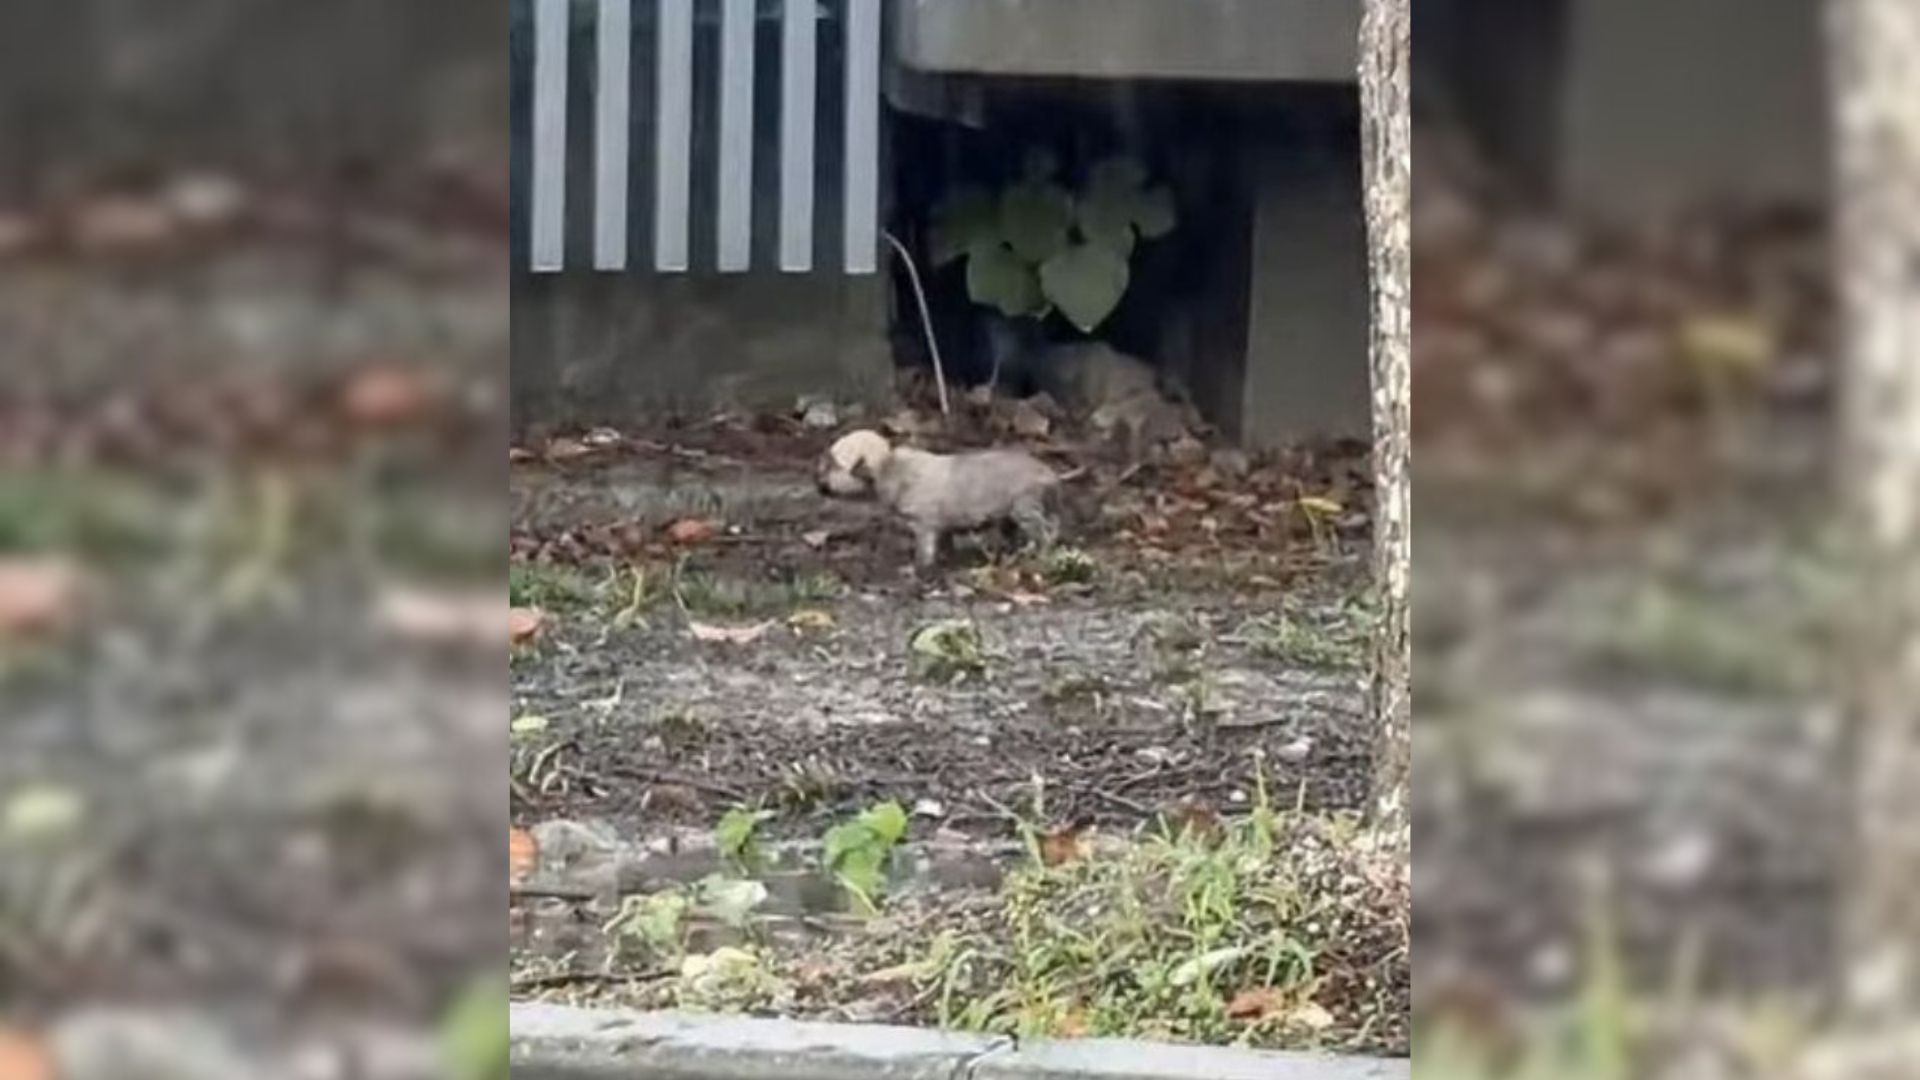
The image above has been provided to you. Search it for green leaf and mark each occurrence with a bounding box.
[1022,146,1061,181]
[714,806,771,864]
[1075,185,1138,258]
[999,181,1073,264]
[930,186,998,267]
[606,890,690,952]
[861,801,909,846]
[1134,184,1177,239]
[1040,242,1131,333]
[1088,156,1149,194]
[441,974,508,1080]
[966,243,1045,319]
[698,875,770,928]
[1169,945,1246,988]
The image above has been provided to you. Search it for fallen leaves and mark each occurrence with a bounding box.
[0,556,90,642]
[339,366,437,429]
[0,1027,53,1080]
[1038,825,1093,867]
[509,607,547,646]
[687,620,772,645]
[1,783,86,842]
[509,827,538,885]
[665,518,720,545]
[375,587,510,651]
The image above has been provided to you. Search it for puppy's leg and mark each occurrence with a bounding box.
[911,522,942,570]
[1010,498,1056,554]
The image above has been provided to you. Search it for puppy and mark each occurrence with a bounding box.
[817,429,1062,568]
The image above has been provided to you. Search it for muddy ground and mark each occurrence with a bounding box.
[505,418,1407,1051]
[0,217,506,1077]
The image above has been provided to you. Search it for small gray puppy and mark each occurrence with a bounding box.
[816,429,1063,568]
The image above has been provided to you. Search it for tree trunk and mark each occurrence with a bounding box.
[1828,0,1920,1024]
[1360,0,1412,867]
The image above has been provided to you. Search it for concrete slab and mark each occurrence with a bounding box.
[971,1037,1410,1080]
[893,0,1357,83]
[509,1005,1007,1079]
[509,1004,1410,1080]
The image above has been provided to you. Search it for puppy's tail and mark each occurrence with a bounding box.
[1053,465,1091,484]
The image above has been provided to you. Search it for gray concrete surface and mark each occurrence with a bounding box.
[510,1005,1410,1080]
[894,0,1358,83]
[1420,0,1829,216]
[509,270,892,430]
[1239,115,1372,446]
[0,0,501,194]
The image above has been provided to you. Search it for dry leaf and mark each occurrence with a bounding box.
[801,529,832,549]
[544,437,592,462]
[0,1027,53,1080]
[1227,986,1287,1020]
[376,587,502,649]
[1053,1006,1091,1038]
[0,557,88,642]
[72,196,176,252]
[1038,825,1092,867]
[509,446,536,463]
[509,827,538,885]
[665,518,720,545]
[1286,1001,1335,1031]
[788,609,836,632]
[340,367,435,428]
[581,426,625,448]
[688,620,772,645]
[509,607,547,646]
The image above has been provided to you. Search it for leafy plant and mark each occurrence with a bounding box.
[714,806,773,870]
[931,149,1176,333]
[822,801,910,913]
[604,889,691,960]
[908,619,987,682]
[441,973,508,1080]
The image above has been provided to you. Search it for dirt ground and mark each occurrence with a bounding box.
[1410,121,1849,1069]
[0,204,506,1076]
[506,415,1408,1052]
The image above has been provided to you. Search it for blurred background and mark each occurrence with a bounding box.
[1412,1,1908,1076]
[0,2,507,1078]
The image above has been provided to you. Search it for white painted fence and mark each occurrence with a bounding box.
[522,0,881,274]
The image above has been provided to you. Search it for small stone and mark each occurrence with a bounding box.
[53,1009,255,1080]
[799,398,839,430]
[163,173,248,227]
[1208,448,1251,478]
[1166,434,1208,468]
[1009,400,1051,439]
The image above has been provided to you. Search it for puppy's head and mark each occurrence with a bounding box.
[816,429,891,497]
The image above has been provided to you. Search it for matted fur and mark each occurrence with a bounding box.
[816,429,1062,567]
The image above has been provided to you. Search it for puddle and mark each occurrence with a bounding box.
[512,829,1017,963]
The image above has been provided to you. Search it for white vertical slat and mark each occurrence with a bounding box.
[778,0,818,272]
[716,0,757,271]
[842,0,880,274]
[653,0,694,272]
[594,0,632,271]
[530,0,570,272]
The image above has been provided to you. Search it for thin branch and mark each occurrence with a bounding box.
[882,228,951,419]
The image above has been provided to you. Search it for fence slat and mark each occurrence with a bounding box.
[594,0,632,270]
[716,0,757,272]
[778,0,818,272]
[843,0,880,274]
[530,0,570,272]
[653,0,694,272]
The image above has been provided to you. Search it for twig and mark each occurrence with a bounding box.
[881,228,951,419]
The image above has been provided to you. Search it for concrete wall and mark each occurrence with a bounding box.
[1240,93,1371,447]
[0,0,504,196]
[1420,0,1829,217]
[511,272,892,430]
[895,0,1358,83]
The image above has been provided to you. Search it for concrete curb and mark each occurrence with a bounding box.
[510,1003,1409,1080]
